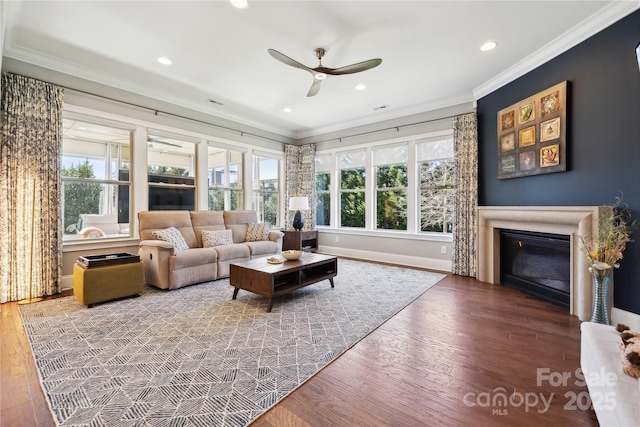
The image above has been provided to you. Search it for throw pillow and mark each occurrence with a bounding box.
[202,229,234,247]
[246,222,270,242]
[151,226,189,252]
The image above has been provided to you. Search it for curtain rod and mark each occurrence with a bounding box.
[309,112,471,145]
[63,86,290,145]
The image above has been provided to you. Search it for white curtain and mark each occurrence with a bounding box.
[452,112,478,277]
[0,73,64,302]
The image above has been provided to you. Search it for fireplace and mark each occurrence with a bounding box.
[477,206,606,321]
[500,229,570,308]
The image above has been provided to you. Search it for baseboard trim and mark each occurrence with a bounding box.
[318,245,451,272]
[61,275,73,292]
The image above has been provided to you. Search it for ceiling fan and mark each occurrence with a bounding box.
[268,47,382,97]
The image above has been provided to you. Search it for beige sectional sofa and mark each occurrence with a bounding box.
[138,210,283,290]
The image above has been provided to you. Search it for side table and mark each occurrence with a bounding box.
[282,229,318,252]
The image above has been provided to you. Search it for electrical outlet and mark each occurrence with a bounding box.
[335,236,340,243]
[440,246,447,254]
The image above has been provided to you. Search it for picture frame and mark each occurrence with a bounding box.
[497,81,567,179]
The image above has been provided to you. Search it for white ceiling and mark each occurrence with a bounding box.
[3,1,638,139]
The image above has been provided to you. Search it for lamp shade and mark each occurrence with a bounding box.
[289,197,309,211]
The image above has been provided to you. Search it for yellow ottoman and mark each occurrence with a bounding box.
[73,261,144,307]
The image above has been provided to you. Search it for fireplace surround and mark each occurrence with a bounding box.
[477,206,605,321]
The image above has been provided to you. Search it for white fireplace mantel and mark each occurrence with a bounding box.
[477,206,605,321]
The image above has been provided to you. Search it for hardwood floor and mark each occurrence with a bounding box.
[1,274,598,427]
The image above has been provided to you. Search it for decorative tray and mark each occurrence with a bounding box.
[77,252,140,268]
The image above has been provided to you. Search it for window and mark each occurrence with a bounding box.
[253,154,279,225]
[147,134,196,211]
[315,153,331,226]
[338,149,366,228]
[61,118,132,240]
[373,143,408,230]
[417,137,454,233]
[207,145,244,211]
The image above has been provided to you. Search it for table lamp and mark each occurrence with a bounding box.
[289,196,309,230]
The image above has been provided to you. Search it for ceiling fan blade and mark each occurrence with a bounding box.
[307,79,322,97]
[325,58,382,75]
[268,48,313,73]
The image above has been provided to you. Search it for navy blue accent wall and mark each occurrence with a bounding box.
[477,10,640,315]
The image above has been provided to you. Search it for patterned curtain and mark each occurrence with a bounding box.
[284,144,316,230]
[452,112,478,277]
[0,73,64,303]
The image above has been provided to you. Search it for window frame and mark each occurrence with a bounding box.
[315,129,454,240]
[337,148,367,229]
[314,153,332,227]
[61,116,133,241]
[207,144,245,211]
[417,135,455,235]
[252,153,281,226]
[373,142,409,231]
[146,132,197,212]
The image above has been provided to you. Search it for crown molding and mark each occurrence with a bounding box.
[473,0,640,100]
[292,93,475,140]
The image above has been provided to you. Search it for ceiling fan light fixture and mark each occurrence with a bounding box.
[314,72,327,80]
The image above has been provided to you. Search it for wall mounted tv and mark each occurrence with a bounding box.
[118,170,195,221]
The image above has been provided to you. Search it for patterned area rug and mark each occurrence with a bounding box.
[19,259,445,426]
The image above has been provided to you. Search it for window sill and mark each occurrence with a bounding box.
[62,235,140,252]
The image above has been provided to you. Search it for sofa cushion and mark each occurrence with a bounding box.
[246,222,270,242]
[202,229,234,247]
[245,240,279,257]
[190,211,226,247]
[223,210,258,243]
[171,248,218,270]
[151,226,189,252]
[138,211,198,248]
[214,243,251,261]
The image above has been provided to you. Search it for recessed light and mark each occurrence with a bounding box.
[283,107,292,113]
[480,41,497,52]
[157,56,172,65]
[230,0,248,9]
[355,84,366,91]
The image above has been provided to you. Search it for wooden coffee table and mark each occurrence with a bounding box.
[230,253,338,312]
